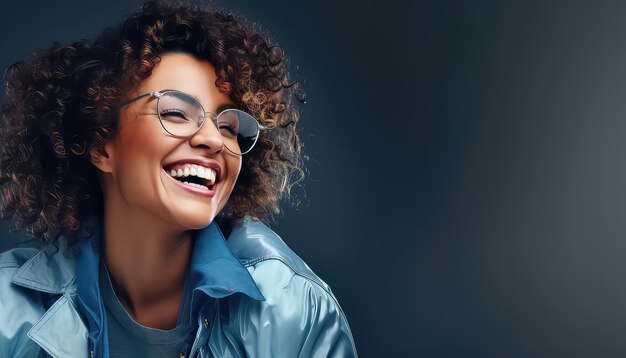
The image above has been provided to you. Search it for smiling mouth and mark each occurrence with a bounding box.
[163,163,217,191]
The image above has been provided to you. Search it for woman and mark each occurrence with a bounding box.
[0,1,357,357]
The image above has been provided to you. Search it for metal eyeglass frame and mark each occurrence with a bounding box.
[120,89,265,155]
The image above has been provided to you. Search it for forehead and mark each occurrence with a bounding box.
[133,52,233,110]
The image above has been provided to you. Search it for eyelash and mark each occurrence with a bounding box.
[160,108,190,120]
[218,123,237,136]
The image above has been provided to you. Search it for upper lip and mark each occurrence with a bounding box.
[162,158,222,183]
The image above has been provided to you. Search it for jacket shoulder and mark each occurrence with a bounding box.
[226,217,331,293]
[222,218,357,357]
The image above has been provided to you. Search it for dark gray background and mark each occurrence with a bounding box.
[3,0,626,357]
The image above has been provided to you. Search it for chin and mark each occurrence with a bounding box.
[161,193,229,231]
[186,214,218,230]
[162,207,216,231]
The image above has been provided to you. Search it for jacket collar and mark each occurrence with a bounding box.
[188,220,265,322]
[10,234,77,294]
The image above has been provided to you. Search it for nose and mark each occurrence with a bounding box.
[188,116,224,154]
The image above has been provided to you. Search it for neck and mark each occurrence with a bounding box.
[101,199,193,329]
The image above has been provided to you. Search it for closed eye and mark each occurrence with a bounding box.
[219,123,238,137]
[160,109,191,122]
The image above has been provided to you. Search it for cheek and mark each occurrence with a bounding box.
[116,123,171,164]
[219,157,242,202]
[228,157,243,187]
[112,130,170,188]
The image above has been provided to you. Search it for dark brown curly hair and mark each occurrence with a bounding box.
[0,0,304,242]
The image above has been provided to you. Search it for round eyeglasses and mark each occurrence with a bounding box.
[121,90,264,155]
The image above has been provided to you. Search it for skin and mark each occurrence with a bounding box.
[91,52,242,329]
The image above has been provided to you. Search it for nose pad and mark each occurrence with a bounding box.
[189,115,224,153]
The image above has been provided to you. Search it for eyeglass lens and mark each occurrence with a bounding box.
[157,91,260,154]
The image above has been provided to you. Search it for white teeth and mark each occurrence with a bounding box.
[167,164,217,185]
[182,181,209,190]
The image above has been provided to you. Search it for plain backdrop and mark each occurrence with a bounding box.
[3,0,626,357]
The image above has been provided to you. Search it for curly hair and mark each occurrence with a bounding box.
[0,0,304,242]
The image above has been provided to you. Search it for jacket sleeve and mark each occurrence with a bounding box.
[232,260,357,358]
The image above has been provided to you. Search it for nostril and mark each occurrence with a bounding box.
[190,142,225,154]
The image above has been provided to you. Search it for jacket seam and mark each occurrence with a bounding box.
[15,274,72,292]
[10,277,68,294]
[242,256,332,298]
[0,263,20,269]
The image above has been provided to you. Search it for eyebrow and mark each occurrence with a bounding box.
[214,103,238,113]
[160,89,238,113]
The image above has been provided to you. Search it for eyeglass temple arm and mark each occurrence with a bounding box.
[120,92,157,107]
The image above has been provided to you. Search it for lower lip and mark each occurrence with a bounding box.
[164,169,217,198]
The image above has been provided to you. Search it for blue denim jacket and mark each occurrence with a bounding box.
[0,217,357,357]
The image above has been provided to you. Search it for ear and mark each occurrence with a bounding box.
[89,141,115,174]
